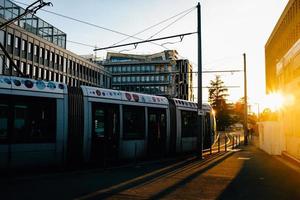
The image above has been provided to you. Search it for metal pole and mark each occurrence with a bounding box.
[243,53,248,145]
[197,2,203,159]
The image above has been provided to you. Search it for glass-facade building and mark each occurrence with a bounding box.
[102,51,193,100]
[0,0,66,48]
[0,0,111,88]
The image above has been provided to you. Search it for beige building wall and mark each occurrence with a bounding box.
[265,0,300,160]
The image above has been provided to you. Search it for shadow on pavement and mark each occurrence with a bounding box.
[217,145,300,200]
[77,152,234,200]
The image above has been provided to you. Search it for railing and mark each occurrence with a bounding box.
[203,130,244,156]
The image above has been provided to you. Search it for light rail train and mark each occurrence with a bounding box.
[0,76,216,169]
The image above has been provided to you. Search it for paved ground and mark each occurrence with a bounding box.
[1,143,300,200]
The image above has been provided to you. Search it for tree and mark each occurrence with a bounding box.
[208,75,233,131]
[234,97,257,125]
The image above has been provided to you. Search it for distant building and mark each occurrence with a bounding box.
[265,0,300,160]
[0,0,111,88]
[101,50,193,100]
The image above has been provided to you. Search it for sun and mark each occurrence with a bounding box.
[261,92,284,112]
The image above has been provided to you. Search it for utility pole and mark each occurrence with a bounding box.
[197,2,203,158]
[243,53,248,145]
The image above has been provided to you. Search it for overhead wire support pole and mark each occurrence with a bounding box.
[243,53,248,145]
[93,32,197,51]
[197,2,203,159]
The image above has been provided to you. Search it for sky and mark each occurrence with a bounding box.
[14,0,289,108]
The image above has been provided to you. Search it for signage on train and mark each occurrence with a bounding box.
[82,86,168,105]
[0,76,67,94]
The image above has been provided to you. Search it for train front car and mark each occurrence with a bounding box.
[0,76,68,170]
[202,103,217,149]
[78,86,170,165]
[169,98,216,154]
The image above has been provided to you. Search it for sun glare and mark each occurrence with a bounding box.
[261,92,285,112]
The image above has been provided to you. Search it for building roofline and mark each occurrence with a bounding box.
[265,0,292,48]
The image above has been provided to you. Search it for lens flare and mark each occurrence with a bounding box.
[261,92,285,112]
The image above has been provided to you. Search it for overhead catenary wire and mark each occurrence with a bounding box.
[111,6,196,46]
[12,0,195,51]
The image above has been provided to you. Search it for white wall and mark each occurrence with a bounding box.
[258,121,284,155]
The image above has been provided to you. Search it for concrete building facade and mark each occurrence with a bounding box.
[101,50,193,100]
[0,0,111,88]
[265,0,300,160]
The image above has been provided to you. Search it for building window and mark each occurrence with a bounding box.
[39,47,43,58]
[38,67,41,78]
[28,42,32,53]
[151,65,155,72]
[26,64,31,76]
[33,45,38,56]
[20,62,25,73]
[151,76,154,82]
[7,33,12,46]
[136,76,140,82]
[21,40,26,51]
[14,37,19,49]
[127,76,130,82]
[146,65,150,72]
[45,50,48,60]
[33,66,36,77]
[54,54,58,63]
[136,66,141,72]
[161,75,164,81]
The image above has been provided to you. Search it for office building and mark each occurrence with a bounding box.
[101,50,193,100]
[0,0,111,88]
[265,0,300,160]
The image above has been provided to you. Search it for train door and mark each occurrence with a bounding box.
[203,112,212,149]
[147,108,166,158]
[91,103,119,165]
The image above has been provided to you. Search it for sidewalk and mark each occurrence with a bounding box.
[1,144,300,200]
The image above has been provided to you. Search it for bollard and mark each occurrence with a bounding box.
[210,144,212,155]
[239,135,241,146]
[218,136,220,152]
[232,136,235,149]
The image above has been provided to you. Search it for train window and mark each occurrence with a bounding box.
[123,106,145,140]
[181,111,198,137]
[0,104,8,142]
[13,96,56,143]
[94,109,105,137]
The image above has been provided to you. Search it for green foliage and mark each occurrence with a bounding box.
[208,75,234,131]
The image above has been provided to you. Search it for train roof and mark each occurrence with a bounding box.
[172,98,212,111]
[0,75,68,94]
[81,86,169,106]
